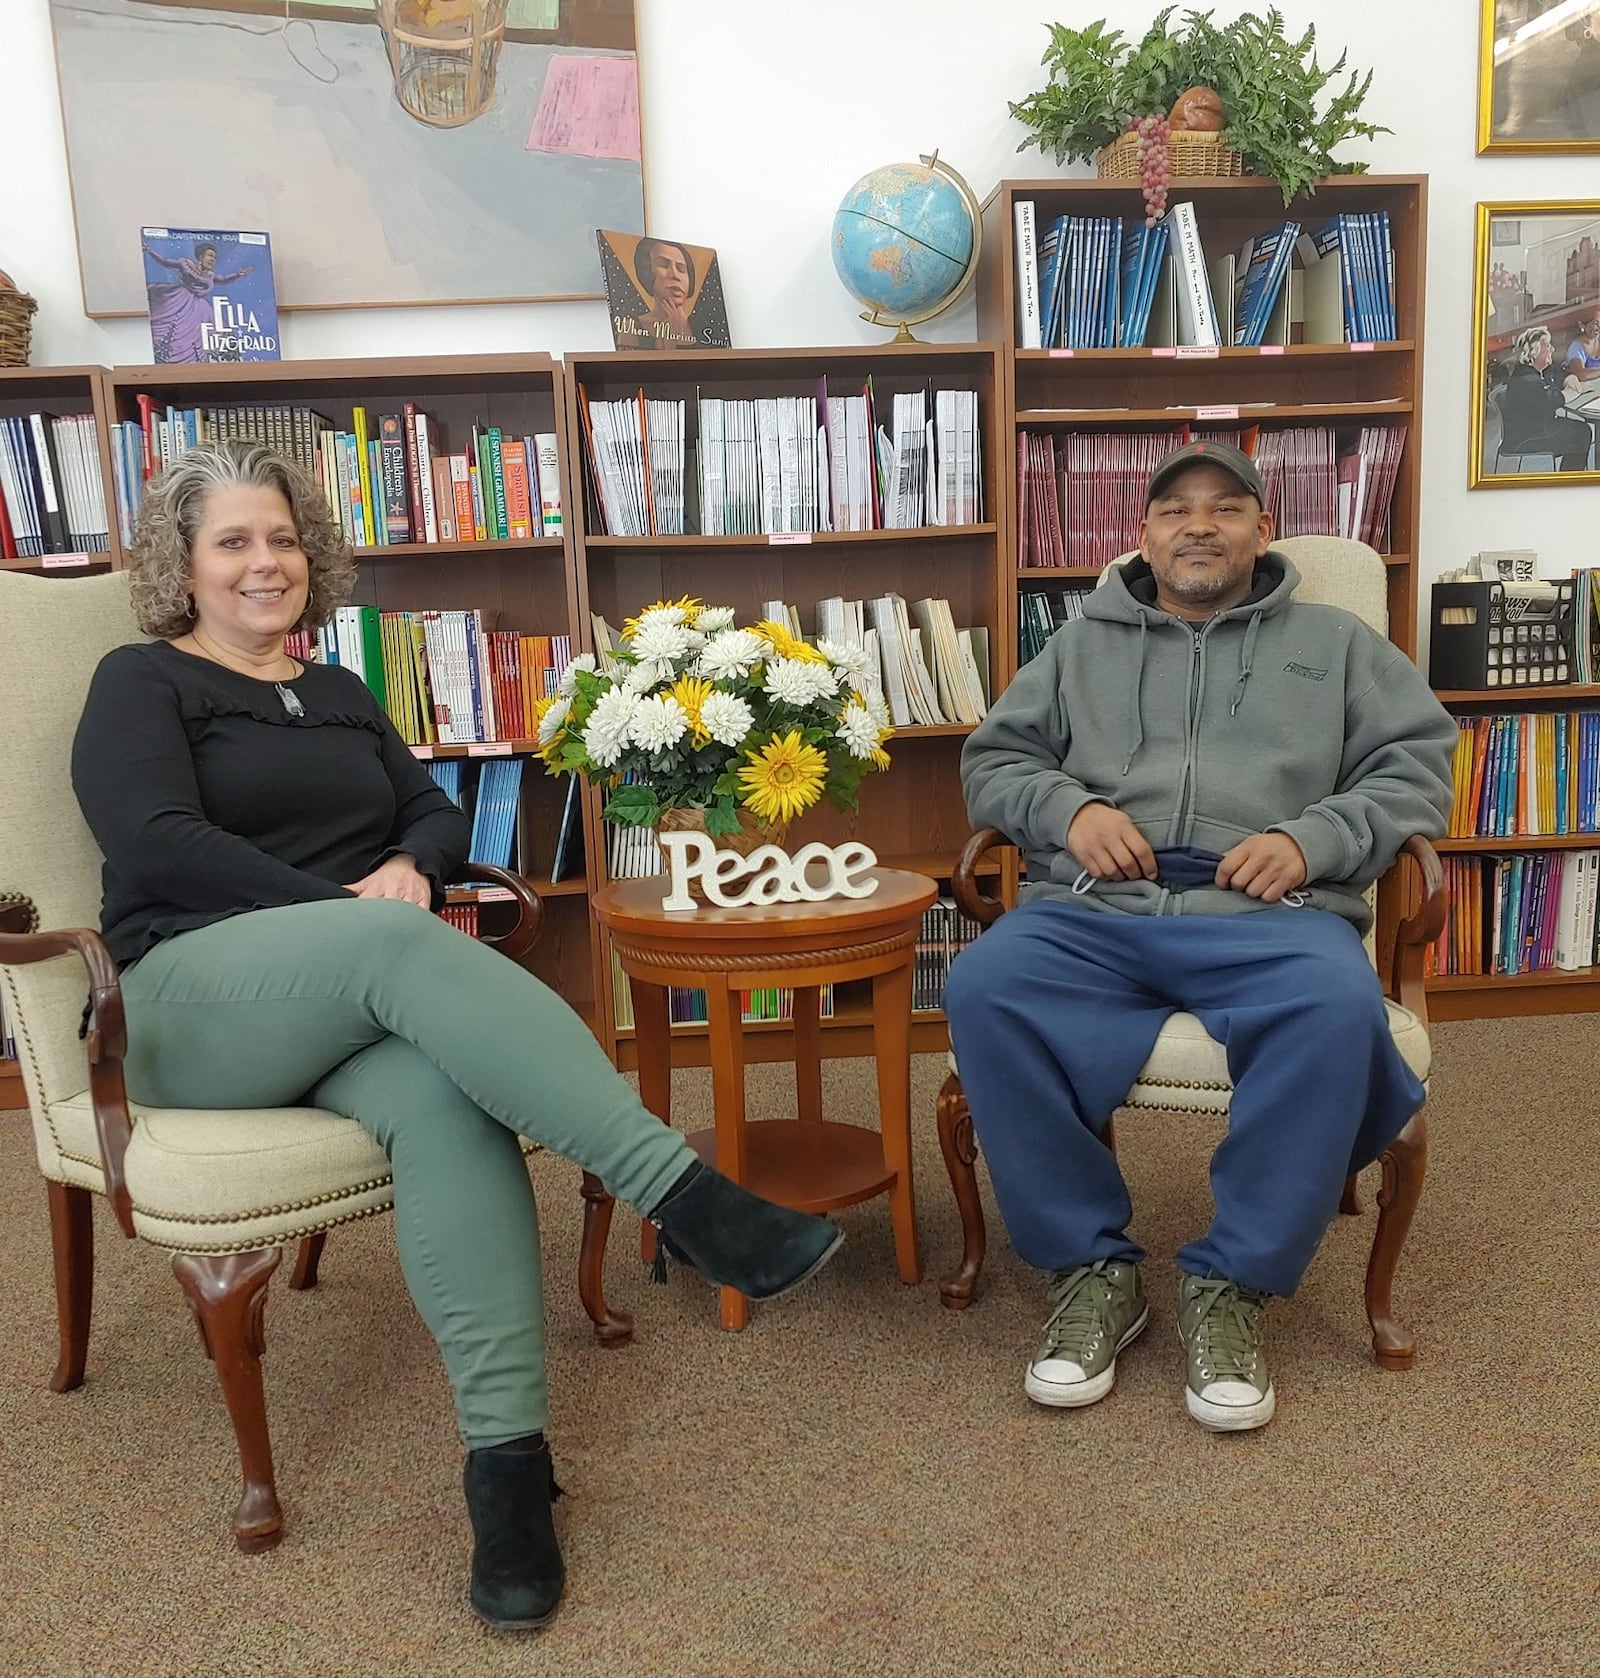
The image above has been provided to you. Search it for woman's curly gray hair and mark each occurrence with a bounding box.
[128,439,356,639]
[1514,326,1553,367]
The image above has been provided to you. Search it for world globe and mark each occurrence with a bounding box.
[830,152,983,342]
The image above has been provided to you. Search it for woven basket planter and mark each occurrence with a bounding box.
[1096,129,1246,181]
[654,806,789,899]
[0,271,37,367]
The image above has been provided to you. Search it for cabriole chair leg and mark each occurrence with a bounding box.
[578,1171,634,1347]
[287,1232,326,1291]
[1365,1111,1427,1371]
[172,1247,284,1553]
[937,1074,986,1309]
[46,1180,94,1393]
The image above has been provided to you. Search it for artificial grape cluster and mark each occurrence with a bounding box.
[1124,113,1172,227]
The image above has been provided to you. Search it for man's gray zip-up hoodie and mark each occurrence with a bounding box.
[961,551,1456,933]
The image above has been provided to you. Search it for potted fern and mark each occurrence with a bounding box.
[1009,8,1387,213]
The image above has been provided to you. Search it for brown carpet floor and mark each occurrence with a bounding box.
[2,1019,1597,1678]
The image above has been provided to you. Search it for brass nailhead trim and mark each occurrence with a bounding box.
[131,1174,394,1223]
[140,1198,392,1254]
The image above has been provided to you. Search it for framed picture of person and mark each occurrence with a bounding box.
[1471,202,1600,488]
[596,231,731,351]
[1479,1,1600,152]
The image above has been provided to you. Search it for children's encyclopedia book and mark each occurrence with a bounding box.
[140,227,280,364]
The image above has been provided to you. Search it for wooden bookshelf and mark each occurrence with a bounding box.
[976,174,1428,670]
[1428,684,1600,1017]
[563,343,1006,1061]
[100,354,596,1022]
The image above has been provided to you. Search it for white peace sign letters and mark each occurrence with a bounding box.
[658,833,881,911]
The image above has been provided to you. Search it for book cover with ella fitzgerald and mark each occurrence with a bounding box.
[140,227,280,364]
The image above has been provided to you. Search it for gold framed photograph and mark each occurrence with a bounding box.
[1471,202,1600,488]
[1479,1,1600,152]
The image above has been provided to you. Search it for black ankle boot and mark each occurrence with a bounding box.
[463,1432,565,1631]
[649,1160,843,1300]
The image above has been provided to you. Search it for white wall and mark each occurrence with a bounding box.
[2,0,1596,607]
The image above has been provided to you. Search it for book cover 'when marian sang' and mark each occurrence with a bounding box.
[141,227,280,364]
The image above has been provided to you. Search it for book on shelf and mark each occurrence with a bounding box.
[1447,711,1600,840]
[1167,202,1219,350]
[1429,849,1600,979]
[140,226,279,364]
[578,381,982,538]
[1014,199,1041,350]
[550,776,583,883]
[912,897,985,1013]
[1296,213,1396,345]
[1019,584,1092,666]
[1232,222,1301,348]
[0,413,110,559]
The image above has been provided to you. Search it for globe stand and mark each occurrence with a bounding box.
[834,151,984,345]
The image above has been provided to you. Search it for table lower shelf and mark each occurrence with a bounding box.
[684,1119,895,1214]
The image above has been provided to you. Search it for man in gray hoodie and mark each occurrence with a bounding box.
[945,440,1455,1432]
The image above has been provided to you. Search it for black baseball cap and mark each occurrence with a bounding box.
[1145,440,1264,508]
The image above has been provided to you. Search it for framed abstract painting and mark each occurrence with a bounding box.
[1471,202,1600,488]
[50,0,646,314]
[1479,1,1600,152]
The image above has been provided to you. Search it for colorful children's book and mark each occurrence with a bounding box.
[596,230,730,351]
[140,227,280,364]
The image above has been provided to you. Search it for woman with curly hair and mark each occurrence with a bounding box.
[68,441,840,1631]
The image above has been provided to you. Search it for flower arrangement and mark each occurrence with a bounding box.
[534,599,894,835]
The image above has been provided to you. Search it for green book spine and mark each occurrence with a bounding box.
[359,605,387,708]
[488,426,509,540]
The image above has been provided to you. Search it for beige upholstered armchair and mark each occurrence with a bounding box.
[936,536,1447,1367]
[0,569,561,1552]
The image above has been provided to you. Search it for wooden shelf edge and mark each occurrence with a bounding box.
[1435,686,1600,703]
[1436,834,1600,852]
[356,537,562,559]
[1017,402,1413,423]
[1015,342,1415,363]
[585,524,995,549]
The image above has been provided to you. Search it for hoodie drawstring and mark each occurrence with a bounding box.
[1229,610,1263,717]
[1122,613,1149,776]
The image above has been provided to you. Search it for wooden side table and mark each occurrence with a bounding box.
[590,868,938,1330]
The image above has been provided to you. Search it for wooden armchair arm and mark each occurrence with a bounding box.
[454,863,544,963]
[1379,834,1445,1023]
[0,914,137,1239]
[951,829,1014,927]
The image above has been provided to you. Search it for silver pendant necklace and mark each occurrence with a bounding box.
[275,683,305,718]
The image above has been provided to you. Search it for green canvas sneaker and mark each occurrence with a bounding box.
[1177,1273,1276,1431]
[1024,1260,1148,1409]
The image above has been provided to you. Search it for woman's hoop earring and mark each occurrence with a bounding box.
[184,595,196,621]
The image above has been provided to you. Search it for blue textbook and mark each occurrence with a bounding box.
[140,227,280,364]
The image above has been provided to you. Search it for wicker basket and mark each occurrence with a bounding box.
[0,270,37,368]
[1096,128,1246,181]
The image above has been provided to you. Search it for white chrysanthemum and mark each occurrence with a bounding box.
[817,637,875,690]
[620,658,667,693]
[630,603,691,631]
[696,605,736,633]
[556,652,596,696]
[764,655,839,708]
[697,628,766,681]
[836,701,881,760]
[629,618,696,666]
[627,694,689,753]
[537,694,571,745]
[701,690,755,748]
[583,687,637,767]
[863,684,891,728]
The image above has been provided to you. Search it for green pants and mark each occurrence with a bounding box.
[119,898,694,1446]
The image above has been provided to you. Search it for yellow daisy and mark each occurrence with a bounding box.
[737,730,827,824]
[668,673,714,745]
[622,595,702,641]
[753,618,829,665]
[531,693,567,768]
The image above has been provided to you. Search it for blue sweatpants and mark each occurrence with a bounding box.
[943,897,1425,1297]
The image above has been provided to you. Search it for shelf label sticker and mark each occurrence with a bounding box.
[473,886,516,902]
[1195,404,1240,420]
[467,743,514,757]
[1048,348,1075,358]
[768,531,813,545]
[1351,342,1376,353]
[42,553,92,568]
[1257,344,1286,356]
[410,745,434,759]
[1150,346,1177,358]
[1176,345,1220,359]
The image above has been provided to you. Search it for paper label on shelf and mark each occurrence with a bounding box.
[473,886,516,902]
[1150,346,1177,358]
[410,745,434,759]
[1195,405,1240,420]
[1176,345,1220,359]
[1257,344,1286,356]
[1048,348,1075,358]
[768,531,812,545]
[467,743,514,757]
[1351,342,1376,353]
[42,553,92,568]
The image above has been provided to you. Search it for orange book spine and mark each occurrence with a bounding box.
[502,440,534,539]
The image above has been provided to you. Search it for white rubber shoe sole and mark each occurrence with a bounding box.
[1185,1380,1276,1432]
[1024,1305,1149,1408]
